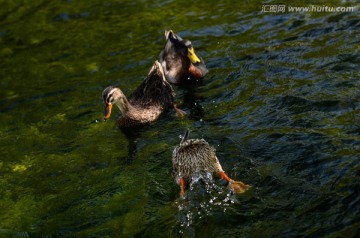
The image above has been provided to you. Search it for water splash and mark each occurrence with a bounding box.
[175,172,237,234]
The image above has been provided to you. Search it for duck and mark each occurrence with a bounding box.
[172,130,250,196]
[102,61,185,128]
[159,29,208,84]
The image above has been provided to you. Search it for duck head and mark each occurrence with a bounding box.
[164,29,201,64]
[102,86,129,120]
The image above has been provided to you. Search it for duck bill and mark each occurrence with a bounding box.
[104,103,113,120]
[187,47,201,64]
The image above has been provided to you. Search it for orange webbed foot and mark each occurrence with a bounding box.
[173,102,186,117]
[229,180,251,194]
[220,171,250,194]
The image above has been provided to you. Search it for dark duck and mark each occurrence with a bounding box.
[160,29,208,84]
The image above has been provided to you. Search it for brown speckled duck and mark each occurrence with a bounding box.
[172,130,250,196]
[102,61,185,128]
[160,29,208,84]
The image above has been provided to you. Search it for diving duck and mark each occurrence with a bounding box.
[160,29,208,84]
[172,130,250,196]
[102,61,185,128]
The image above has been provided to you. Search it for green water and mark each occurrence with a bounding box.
[0,0,359,237]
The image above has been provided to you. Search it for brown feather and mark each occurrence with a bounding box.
[102,61,175,128]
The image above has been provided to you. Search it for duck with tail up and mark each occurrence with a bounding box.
[160,29,208,84]
[172,130,250,196]
[102,61,185,128]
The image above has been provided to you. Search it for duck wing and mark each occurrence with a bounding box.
[128,61,175,109]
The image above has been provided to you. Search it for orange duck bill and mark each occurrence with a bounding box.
[103,103,113,120]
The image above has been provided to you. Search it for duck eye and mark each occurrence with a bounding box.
[106,93,113,104]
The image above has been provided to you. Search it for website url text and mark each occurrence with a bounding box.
[262,5,356,13]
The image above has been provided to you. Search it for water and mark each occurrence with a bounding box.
[0,0,359,237]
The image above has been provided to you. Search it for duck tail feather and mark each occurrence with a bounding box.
[181,129,190,143]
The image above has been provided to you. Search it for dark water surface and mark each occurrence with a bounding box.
[0,0,359,237]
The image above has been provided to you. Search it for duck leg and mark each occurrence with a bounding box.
[173,102,186,117]
[179,177,186,196]
[220,171,250,194]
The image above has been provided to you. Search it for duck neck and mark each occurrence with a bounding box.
[114,95,137,116]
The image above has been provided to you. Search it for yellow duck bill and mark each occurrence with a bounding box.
[187,47,201,64]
